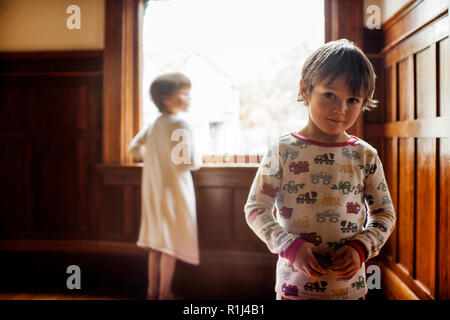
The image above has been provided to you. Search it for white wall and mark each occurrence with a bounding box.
[0,0,104,51]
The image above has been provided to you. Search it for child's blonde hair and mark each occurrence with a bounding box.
[150,72,191,112]
[298,39,378,111]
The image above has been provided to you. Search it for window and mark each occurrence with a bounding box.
[142,0,324,160]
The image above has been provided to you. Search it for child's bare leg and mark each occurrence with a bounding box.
[158,253,177,300]
[147,249,161,299]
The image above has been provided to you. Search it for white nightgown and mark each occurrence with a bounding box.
[128,113,202,265]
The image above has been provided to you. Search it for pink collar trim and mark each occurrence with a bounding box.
[290,132,358,147]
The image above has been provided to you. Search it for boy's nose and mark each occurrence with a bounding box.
[333,101,347,114]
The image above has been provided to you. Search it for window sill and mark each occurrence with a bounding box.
[96,162,259,187]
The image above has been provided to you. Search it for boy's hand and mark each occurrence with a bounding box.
[329,245,360,280]
[292,242,327,280]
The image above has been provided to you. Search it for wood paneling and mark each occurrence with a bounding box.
[415,138,436,294]
[0,51,103,240]
[103,0,143,163]
[397,138,415,275]
[325,0,364,138]
[196,187,234,249]
[379,261,420,300]
[398,57,415,121]
[383,138,398,261]
[438,138,450,299]
[365,0,449,299]
[385,66,397,123]
[382,0,448,53]
[440,38,450,117]
[0,141,26,238]
[384,15,449,68]
[416,45,437,119]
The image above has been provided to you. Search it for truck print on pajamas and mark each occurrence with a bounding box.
[311,172,332,185]
[244,133,396,300]
[296,191,318,204]
[314,153,335,165]
[289,161,310,174]
[346,202,361,214]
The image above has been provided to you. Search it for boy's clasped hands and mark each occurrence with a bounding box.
[293,242,361,280]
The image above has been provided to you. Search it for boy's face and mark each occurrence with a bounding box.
[300,74,364,142]
[163,86,191,114]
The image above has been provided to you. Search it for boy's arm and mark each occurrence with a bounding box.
[244,143,302,263]
[350,154,397,262]
[128,125,150,161]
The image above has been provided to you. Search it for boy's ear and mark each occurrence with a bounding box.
[299,80,309,102]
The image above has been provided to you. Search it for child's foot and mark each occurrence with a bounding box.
[158,292,177,300]
[146,293,158,300]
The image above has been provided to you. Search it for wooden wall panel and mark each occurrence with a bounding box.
[383,138,398,261]
[196,188,234,250]
[382,0,448,51]
[439,138,450,299]
[415,138,436,294]
[0,141,26,238]
[0,51,103,241]
[36,140,77,236]
[0,85,28,130]
[384,66,397,123]
[416,45,437,119]
[439,38,450,117]
[398,57,415,121]
[397,138,415,275]
[101,186,125,239]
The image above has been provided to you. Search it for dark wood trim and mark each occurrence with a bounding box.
[1,72,103,77]
[0,50,104,59]
[382,0,420,31]
[0,50,103,74]
[96,164,259,187]
[103,0,143,163]
[324,0,364,139]
[0,240,276,266]
[378,260,419,300]
[324,0,332,43]
[438,138,450,299]
[383,256,434,300]
[381,0,448,55]
[383,15,449,67]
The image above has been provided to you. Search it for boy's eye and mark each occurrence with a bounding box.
[348,98,360,104]
[324,92,335,99]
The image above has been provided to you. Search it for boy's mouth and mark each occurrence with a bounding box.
[326,118,345,123]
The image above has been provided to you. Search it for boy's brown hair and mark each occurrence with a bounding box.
[298,39,377,111]
[150,72,191,112]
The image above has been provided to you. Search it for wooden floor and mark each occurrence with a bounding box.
[0,288,144,300]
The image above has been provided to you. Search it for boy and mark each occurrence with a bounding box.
[129,72,202,300]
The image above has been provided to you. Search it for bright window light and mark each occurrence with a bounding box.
[142,0,324,157]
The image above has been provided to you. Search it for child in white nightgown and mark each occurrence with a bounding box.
[129,73,202,300]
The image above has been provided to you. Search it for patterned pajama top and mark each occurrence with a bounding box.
[244,132,396,300]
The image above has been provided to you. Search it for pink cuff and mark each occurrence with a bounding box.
[347,240,367,266]
[280,238,306,265]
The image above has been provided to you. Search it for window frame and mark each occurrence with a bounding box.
[102,0,364,165]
